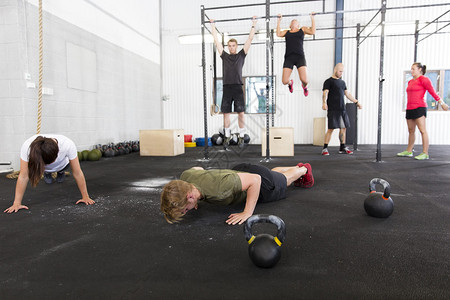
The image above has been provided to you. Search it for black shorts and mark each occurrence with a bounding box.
[232,163,287,203]
[327,110,350,129]
[406,107,427,119]
[222,84,245,113]
[283,54,307,69]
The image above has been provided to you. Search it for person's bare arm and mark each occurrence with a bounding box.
[322,89,329,110]
[4,159,29,213]
[276,14,288,37]
[210,20,224,56]
[226,173,261,225]
[302,12,316,35]
[344,90,362,109]
[243,16,258,54]
[438,99,449,111]
[70,158,95,205]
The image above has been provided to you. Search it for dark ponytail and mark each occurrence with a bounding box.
[413,62,426,75]
[28,136,59,187]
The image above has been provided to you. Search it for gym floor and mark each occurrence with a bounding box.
[1,144,449,299]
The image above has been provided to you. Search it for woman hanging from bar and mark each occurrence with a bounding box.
[277,12,315,97]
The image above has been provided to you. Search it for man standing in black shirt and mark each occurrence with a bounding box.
[321,63,362,155]
[210,17,257,149]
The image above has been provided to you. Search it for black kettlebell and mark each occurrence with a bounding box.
[103,148,115,158]
[243,214,286,268]
[364,178,394,218]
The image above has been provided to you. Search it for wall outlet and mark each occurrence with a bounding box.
[42,87,54,95]
[24,73,31,80]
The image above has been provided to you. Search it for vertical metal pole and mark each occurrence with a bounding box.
[334,0,344,65]
[213,43,217,106]
[414,20,419,62]
[270,29,275,127]
[159,0,164,129]
[265,0,271,160]
[201,6,209,160]
[376,0,386,162]
[353,23,360,151]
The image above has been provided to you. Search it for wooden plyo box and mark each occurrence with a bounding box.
[313,117,340,146]
[139,129,185,156]
[261,127,294,157]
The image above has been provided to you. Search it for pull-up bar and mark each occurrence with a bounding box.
[358,8,381,35]
[205,3,450,24]
[418,22,450,43]
[417,9,450,33]
[210,7,381,24]
[358,21,381,46]
[203,0,323,12]
[212,23,358,39]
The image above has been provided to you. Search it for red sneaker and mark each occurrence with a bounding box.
[288,80,293,93]
[302,85,309,97]
[299,163,314,188]
[294,163,304,187]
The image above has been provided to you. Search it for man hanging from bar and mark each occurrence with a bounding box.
[209,16,257,150]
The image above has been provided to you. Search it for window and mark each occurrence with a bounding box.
[425,71,439,110]
[403,69,448,111]
[443,70,450,107]
[214,76,276,114]
[245,76,275,114]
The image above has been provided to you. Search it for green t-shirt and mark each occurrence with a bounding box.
[180,168,247,205]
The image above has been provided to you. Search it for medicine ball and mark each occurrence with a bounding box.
[243,134,251,144]
[81,150,90,161]
[87,150,100,161]
[92,149,102,158]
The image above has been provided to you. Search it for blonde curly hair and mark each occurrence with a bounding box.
[160,180,193,224]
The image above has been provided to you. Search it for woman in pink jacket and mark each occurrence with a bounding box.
[397,62,448,160]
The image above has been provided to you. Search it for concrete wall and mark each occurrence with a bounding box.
[0,0,161,171]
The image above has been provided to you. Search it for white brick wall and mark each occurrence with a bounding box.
[0,2,161,171]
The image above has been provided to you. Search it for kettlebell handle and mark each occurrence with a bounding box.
[369,178,391,199]
[244,214,286,245]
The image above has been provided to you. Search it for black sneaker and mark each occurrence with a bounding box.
[56,171,66,183]
[223,136,231,151]
[238,136,245,148]
[43,172,53,184]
